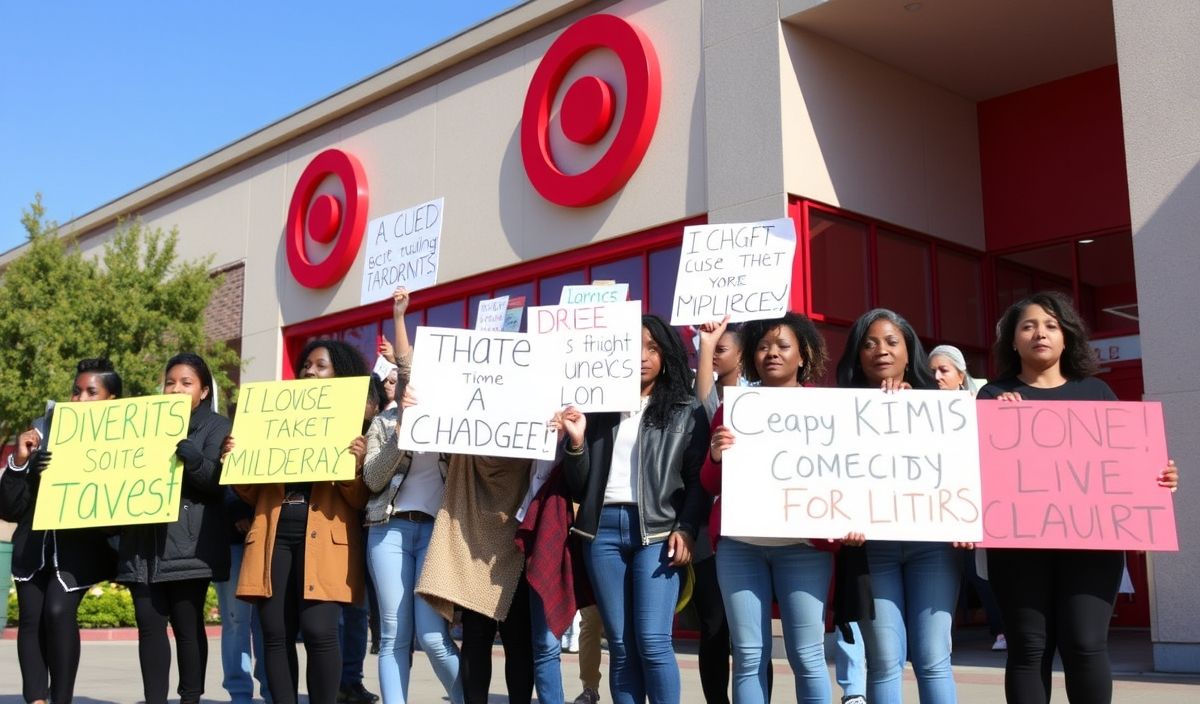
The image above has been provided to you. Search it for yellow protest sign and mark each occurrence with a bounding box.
[221,376,369,485]
[33,395,192,530]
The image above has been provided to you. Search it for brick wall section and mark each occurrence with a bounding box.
[204,263,244,342]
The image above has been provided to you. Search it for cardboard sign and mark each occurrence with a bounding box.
[397,326,558,460]
[671,218,796,325]
[559,283,629,305]
[530,300,642,412]
[475,296,511,331]
[221,377,370,485]
[502,296,526,332]
[359,197,444,304]
[978,400,1177,550]
[720,387,983,542]
[33,395,192,530]
[373,355,398,380]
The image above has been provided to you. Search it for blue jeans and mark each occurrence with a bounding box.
[216,543,271,704]
[583,505,681,704]
[339,602,370,687]
[861,541,961,703]
[368,519,463,704]
[715,538,832,704]
[529,586,564,704]
[836,621,866,698]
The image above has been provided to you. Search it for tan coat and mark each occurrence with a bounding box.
[234,480,370,605]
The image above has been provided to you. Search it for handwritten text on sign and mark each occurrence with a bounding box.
[397,327,558,460]
[671,218,796,325]
[222,377,369,485]
[720,387,983,542]
[360,197,444,304]
[33,395,192,530]
[475,296,510,332]
[530,300,641,412]
[978,401,1177,550]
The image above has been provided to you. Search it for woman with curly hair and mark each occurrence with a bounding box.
[980,291,1178,703]
[557,314,711,704]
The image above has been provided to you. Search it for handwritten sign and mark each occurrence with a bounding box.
[559,283,629,306]
[397,327,558,460]
[373,355,398,380]
[503,296,526,332]
[671,218,796,325]
[33,395,192,530]
[475,296,511,331]
[359,197,444,304]
[978,400,1177,550]
[530,300,641,412]
[221,377,369,485]
[720,386,983,542]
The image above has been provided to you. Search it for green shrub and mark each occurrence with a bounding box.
[6,580,221,628]
[7,581,16,627]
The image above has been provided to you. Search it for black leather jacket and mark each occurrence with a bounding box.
[564,399,710,544]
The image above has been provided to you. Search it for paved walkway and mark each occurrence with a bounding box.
[1,628,1196,702]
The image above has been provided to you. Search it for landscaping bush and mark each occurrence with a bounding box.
[6,580,221,628]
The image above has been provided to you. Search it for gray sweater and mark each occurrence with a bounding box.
[362,407,448,526]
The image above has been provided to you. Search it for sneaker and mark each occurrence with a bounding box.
[337,683,380,703]
[842,696,867,704]
[574,688,601,704]
[992,634,1008,651]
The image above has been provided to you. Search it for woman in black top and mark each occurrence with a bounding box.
[118,353,232,704]
[979,291,1178,704]
[0,358,122,704]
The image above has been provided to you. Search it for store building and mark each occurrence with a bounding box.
[2,0,1196,671]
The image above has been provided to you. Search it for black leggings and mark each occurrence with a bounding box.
[131,578,211,704]
[258,533,342,704]
[461,576,534,704]
[15,571,86,704]
[988,548,1124,704]
[692,555,731,704]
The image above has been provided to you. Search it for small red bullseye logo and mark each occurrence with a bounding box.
[521,14,662,208]
[286,149,369,289]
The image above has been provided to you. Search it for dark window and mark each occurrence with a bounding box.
[648,246,681,320]
[809,211,870,322]
[937,248,985,347]
[592,256,644,304]
[876,229,933,337]
[538,269,587,307]
[1076,234,1137,335]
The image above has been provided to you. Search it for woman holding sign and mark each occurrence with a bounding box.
[118,353,232,704]
[0,358,122,704]
[233,339,372,704]
[558,314,710,704]
[700,312,840,704]
[835,309,960,704]
[980,291,1178,704]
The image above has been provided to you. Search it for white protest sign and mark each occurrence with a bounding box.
[372,355,398,380]
[359,197,444,305]
[671,218,796,325]
[475,296,510,331]
[530,300,641,412]
[559,283,629,306]
[720,386,983,542]
[397,326,558,460]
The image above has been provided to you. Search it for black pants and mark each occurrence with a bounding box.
[461,576,534,704]
[988,548,1124,704]
[15,570,86,704]
[258,531,342,704]
[692,555,732,704]
[131,578,211,704]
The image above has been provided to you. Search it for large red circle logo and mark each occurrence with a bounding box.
[286,149,369,289]
[521,14,662,208]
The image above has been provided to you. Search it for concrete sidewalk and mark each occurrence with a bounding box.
[1,628,1195,702]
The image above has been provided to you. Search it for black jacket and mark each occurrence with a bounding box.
[564,399,710,544]
[0,447,117,589]
[116,402,232,584]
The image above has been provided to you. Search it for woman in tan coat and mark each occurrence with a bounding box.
[232,339,371,704]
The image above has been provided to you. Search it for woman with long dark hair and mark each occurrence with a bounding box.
[1,358,122,704]
[836,309,961,704]
[118,352,232,704]
[558,314,710,704]
[233,339,372,704]
[980,291,1178,703]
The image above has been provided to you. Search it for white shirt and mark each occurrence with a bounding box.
[604,397,648,505]
[391,451,445,517]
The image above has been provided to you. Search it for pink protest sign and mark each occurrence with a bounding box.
[978,400,1177,550]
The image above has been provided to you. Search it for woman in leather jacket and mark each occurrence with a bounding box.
[558,314,710,704]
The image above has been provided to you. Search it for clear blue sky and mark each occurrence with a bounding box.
[0,1,518,253]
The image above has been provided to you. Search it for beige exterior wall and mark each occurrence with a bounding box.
[1113,0,1200,673]
[60,0,706,384]
[780,26,985,249]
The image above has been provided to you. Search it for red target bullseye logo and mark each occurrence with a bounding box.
[521,14,662,208]
[286,149,369,289]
